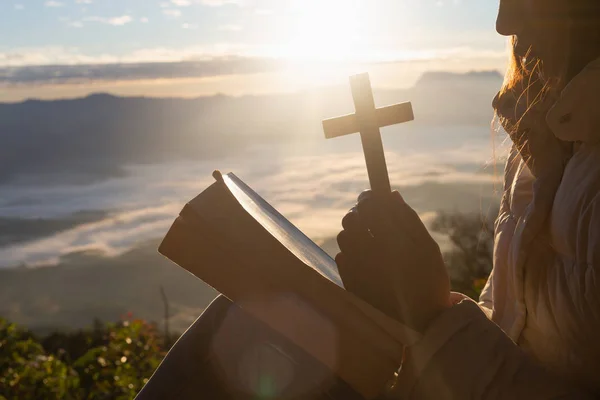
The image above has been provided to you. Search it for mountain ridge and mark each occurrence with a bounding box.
[1,69,503,105]
[0,69,503,185]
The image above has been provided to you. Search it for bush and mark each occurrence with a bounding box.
[431,209,496,299]
[0,319,79,399]
[1,210,497,398]
[0,317,168,400]
[72,319,164,400]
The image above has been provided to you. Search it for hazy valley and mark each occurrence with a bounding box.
[0,70,507,333]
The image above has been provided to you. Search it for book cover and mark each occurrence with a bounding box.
[159,171,421,399]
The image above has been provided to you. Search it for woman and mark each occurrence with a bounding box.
[137,0,600,398]
[336,0,600,397]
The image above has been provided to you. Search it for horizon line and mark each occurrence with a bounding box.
[0,68,505,105]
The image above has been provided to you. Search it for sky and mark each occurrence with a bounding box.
[0,0,508,101]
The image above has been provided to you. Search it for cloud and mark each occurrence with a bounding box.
[254,8,273,15]
[161,0,244,19]
[162,0,243,6]
[0,137,504,268]
[0,44,257,68]
[107,15,133,25]
[140,17,149,23]
[75,0,93,3]
[14,4,25,10]
[219,24,243,31]
[200,0,243,6]
[1,44,504,68]
[0,44,506,85]
[0,56,282,85]
[0,205,184,267]
[162,9,182,17]
[44,1,65,6]
[83,15,133,26]
[182,23,198,29]
[435,0,463,6]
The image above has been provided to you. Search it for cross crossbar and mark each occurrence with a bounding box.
[322,102,414,140]
[322,73,414,195]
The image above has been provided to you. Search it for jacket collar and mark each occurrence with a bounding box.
[547,57,600,144]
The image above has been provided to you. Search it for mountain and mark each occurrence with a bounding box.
[416,70,503,86]
[0,179,502,332]
[0,239,218,334]
[0,70,505,331]
[0,70,503,185]
[0,210,108,248]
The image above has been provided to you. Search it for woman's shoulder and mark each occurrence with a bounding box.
[552,144,600,259]
[558,144,600,209]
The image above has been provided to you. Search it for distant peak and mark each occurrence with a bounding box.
[416,70,503,86]
[85,93,119,100]
[19,92,119,105]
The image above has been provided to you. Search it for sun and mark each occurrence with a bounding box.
[280,0,367,62]
[269,0,374,87]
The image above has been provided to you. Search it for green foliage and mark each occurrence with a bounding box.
[73,319,164,400]
[431,209,497,300]
[0,210,497,398]
[0,317,168,400]
[0,319,79,399]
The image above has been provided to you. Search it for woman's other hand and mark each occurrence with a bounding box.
[336,190,452,332]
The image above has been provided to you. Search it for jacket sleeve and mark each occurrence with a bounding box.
[391,299,594,399]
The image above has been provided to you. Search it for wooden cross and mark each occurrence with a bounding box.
[322,73,414,195]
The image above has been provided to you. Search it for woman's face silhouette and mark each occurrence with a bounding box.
[497,0,571,74]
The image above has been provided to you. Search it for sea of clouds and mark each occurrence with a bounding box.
[0,124,509,268]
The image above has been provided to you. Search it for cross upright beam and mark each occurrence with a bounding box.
[322,73,414,196]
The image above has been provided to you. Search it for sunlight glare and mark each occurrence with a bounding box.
[276,0,373,87]
[283,0,365,61]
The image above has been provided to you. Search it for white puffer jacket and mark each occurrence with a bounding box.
[395,57,600,399]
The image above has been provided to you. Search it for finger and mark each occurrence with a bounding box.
[356,195,395,238]
[389,191,430,240]
[341,207,360,231]
[335,252,361,293]
[337,229,371,256]
[335,243,375,296]
[342,207,371,238]
[392,190,406,205]
[334,252,345,266]
[336,228,375,285]
[336,248,399,320]
[357,189,372,203]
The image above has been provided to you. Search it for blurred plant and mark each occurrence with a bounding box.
[431,209,497,300]
[42,319,106,365]
[0,316,169,400]
[0,209,498,398]
[0,318,79,399]
[72,318,165,400]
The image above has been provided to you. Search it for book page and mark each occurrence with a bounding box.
[223,173,344,288]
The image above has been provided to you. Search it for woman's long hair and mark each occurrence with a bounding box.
[490,0,600,191]
[498,0,600,120]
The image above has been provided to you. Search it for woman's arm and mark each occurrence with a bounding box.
[336,191,452,332]
[392,299,592,399]
[390,194,600,399]
[337,190,599,399]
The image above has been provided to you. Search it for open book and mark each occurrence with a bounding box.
[159,171,422,399]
